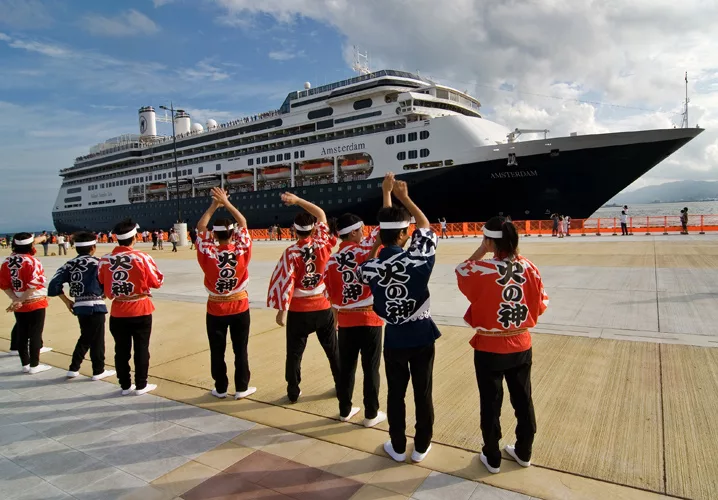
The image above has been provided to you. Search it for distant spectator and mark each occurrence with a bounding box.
[440,217,448,239]
[620,210,628,236]
[681,208,689,234]
[558,216,565,238]
[158,230,164,250]
[564,216,570,236]
[41,231,49,256]
[151,230,158,250]
[551,214,559,237]
[169,229,179,252]
[189,226,197,250]
[57,234,66,256]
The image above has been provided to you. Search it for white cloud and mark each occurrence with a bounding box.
[182,59,230,82]
[212,0,718,187]
[152,0,175,6]
[82,9,159,37]
[268,49,303,61]
[0,0,53,29]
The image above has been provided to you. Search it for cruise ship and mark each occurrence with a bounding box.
[52,69,703,232]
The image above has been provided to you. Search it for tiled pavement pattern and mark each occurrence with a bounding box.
[0,356,532,500]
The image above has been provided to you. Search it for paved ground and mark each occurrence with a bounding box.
[2,235,718,499]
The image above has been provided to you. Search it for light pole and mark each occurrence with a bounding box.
[159,103,181,223]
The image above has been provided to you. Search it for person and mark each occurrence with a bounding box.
[151,230,158,250]
[157,229,164,250]
[267,192,340,404]
[557,216,564,238]
[189,226,197,250]
[57,233,67,256]
[40,231,49,256]
[268,225,275,241]
[324,173,394,427]
[681,207,689,234]
[357,179,440,464]
[169,229,179,252]
[620,210,628,236]
[276,224,283,241]
[455,216,549,474]
[551,214,559,237]
[1,233,52,373]
[439,218,448,239]
[98,221,164,395]
[564,215,570,236]
[47,231,115,381]
[196,188,256,400]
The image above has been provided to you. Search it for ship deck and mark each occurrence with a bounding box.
[2,235,718,499]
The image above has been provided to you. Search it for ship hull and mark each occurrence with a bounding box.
[52,130,698,232]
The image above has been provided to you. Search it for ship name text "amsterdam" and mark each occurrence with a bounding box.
[321,142,366,155]
[490,170,539,179]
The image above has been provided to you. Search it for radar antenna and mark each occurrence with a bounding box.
[352,46,371,75]
[680,72,690,128]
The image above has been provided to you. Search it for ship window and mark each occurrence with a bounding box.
[397,134,406,143]
[262,156,267,163]
[420,130,430,140]
[188,168,192,174]
[408,132,417,142]
[307,108,333,120]
[294,151,299,159]
[284,153,291,160]
[403,164,418,170]
[182,170,187,175]
[338,199,342,203]
[353,98,372,110]
[409,150,418,159]
[216,164,221,171]
[444,159,454,166]
[348,198,352,202]
[347,185,351,190]
[300,151,305,158]
[328,187,332,192]
[198,167,204,173]
[316,119,333,130]
[248,159,253,166]
[320,188,323,193]
[270,155,276,162]
[64,196,82,203]
[420,148,430,158]
[420,161,442,169]
[67,187,82,194]
[357,197,361,202]
[397,152,406,161]
[163,174,167,179]
[100,184,104,188]
[385,136,394,145]
[366,183,371,189]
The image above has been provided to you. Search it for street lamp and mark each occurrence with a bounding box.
[159,103,181,223]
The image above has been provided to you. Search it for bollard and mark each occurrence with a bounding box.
[700,215,705,234]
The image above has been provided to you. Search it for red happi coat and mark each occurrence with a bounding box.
[196,227,252,316]
[324,227,383,328]
[0,253,48,312]
[455,255,548,354]
[267,222,336,312]
[98,246,164,317]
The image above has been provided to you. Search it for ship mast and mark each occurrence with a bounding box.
[681,72,690,128]
[352,46,371,75]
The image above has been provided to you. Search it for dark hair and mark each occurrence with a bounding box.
[484,216,519,259]
[335,213,363,240]
[73,231,96,255]
[377,206,410,246]
[294,212,316,239]
[113,219,137,247]
[212,217,233,241]
[11,232,33,254]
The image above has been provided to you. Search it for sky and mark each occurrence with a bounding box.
[0,0,717,232]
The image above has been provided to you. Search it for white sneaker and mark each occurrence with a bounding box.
[383,440,406,462]
[480,453,500,474]
[92,370,115,381]
[9,350,19,356]
[235,387,257,399]
[363,411,387,428]
[22,364,30,373]
[211,389,227,399]
[67,370,80,378]
[505,444,531,467]
[28,364,52,374]
[40,347,53,354]
[121,384,136,396]
[411,443,432,463]
[340,407,360,422]
[135,384,157,396]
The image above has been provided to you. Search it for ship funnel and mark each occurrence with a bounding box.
[174,110,191,135]
[138,106,157,137]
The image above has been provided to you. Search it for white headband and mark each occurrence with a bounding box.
[213,224,235,231]
[379,221,410,230]
[14,236,34,246]
[294,223,314,232]
[115,224,139,240]
[74,240,97,247]
[483,226,503,238]
[338,221,363,236]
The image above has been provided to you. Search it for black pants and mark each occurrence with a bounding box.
[384,344,435,454]
[110,315,152,390]
[621,222,628,235]
[14,309,46,368]
[10,323,18,351]
[171,242,177,252]
[206,310,251,393]
[338,325,382,419]
[285,309,339,401]
[474,348,536,468]
[70,313,106,375]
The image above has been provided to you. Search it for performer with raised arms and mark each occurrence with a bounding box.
[99,221,164,395]
[323,173,395,427]
[267,192,340,404]
[48,231,115,381]
[455,216,548,474]
[196,187,256,400]
[357,180,440,463]
[1,233,52,373]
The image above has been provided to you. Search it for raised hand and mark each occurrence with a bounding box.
[382,172,395,194]
[281,192,300,206]
[393,180,409,200]
[211,187,230,206]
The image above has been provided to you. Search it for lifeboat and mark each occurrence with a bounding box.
[340,158,371,172]
[300,161,333,176]
[167,182,192,192]
[262,167,291,180]
[193,178,219,190]
[227,172,254,185]
[147,183,167,194]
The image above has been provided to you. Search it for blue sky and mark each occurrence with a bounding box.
[1,0,716,233]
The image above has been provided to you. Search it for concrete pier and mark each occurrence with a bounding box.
[2,235,717,499]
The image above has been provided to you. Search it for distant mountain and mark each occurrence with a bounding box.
[608,180,718,205]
